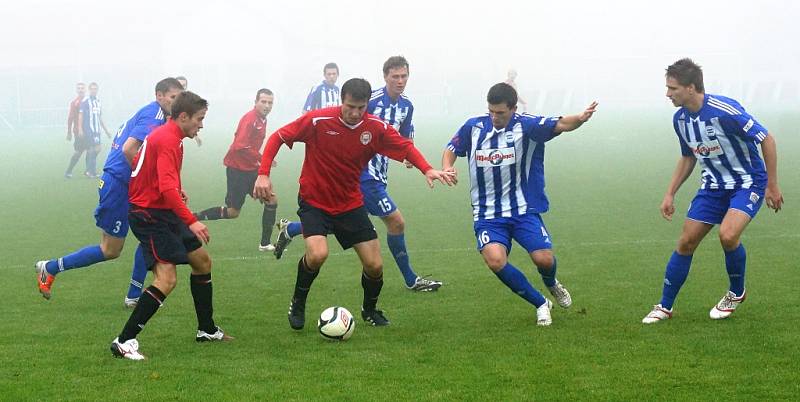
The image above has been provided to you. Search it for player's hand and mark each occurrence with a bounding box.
[180,189,189,203]
[189,221,210,244]
[579,101,599,122]
[253,174,275,203]
[404,160,414,169]
[660,194,675,221]
[765,184,783,212]
[194,136,203,147]
[424,169,456,188]
[442,166,458,185]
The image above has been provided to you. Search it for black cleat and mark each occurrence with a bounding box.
[273,219,293,260]
[361,309,390,326]
[288,299,305,330]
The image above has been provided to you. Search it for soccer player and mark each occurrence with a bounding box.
[193,89,279,251]
[78,82,112,178]
[64,82,87,178]
[111,91,231,361]
[642,58,783,324]
[35,78,183,303]
[301,62,340,114]
[443,83,597,326]
[504,69,528,112]
[273,56,442,291]
[176,75,202,147]
[253,78,454,330]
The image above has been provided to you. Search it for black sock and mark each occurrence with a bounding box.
[261,203,278,246]
[119,286,166,342]
[190,273,216,333]
[293,256,319,303]
[361,271,384,311]
[66,153,81,174]
[197,206,228,221]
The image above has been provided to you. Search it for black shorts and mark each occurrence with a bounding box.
[297,196,377,250]
[225,167,258,210]
[129,205,202,270]
[73,135,91,151]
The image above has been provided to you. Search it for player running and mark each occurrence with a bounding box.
[443,83,597,326]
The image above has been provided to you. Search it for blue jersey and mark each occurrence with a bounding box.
[80,96,103,136]
[447,113,559,221]
[303,81,340,112]
[673,94,768,190]
[361,87,415,183]
[103,101,166,183]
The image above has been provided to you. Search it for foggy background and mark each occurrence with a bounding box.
[0,0,797,136]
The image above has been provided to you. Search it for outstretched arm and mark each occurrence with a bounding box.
[660,155,696,221]
[760,134,783,212]
[554,101,598,134]
[441,149,458,185]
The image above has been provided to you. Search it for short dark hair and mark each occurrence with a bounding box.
[666,58,704,92]
[171,91,208,118]
[256,88,273,101]
[156,77,183,93]
[487,83,517,108]
[323,62,339,73]
[383,56,409,76]
[88,82,98,88]
[340,78,371,102]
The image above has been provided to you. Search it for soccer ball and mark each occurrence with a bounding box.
[317,306,355,340]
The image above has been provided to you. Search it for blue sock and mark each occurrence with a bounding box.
[287,222,302,238]
[659,251,693,310]
[126,245,148,299]
[537,256,558,287]
[387,233,417,286]
[45,245,106,276]
[724,243,746,297]
[495,263,546,307]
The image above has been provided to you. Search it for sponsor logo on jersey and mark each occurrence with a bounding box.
[688,140,723,158]
[325,130,340,136]
[475,147,516,167]
[360,131,372,145]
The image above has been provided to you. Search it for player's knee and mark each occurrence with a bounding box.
[100,243,122,260]
[532,252,554,269]
[383,213,404,234]
[363,262,383,278]
[305,250,328,269]
[718,230,740,250]
[677,235,700,254]
[483,254,507,272]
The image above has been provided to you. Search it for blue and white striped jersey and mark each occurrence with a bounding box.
[103,101,166,183]
[303,81,340,112]
[447,113,559,221]
[673,94,768,190]
[80,96,103,136]
[360,87,415,183]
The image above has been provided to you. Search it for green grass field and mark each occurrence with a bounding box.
[1,111,798,401]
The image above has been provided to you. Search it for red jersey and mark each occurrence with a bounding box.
[129,120,197,226]
[259,106,432,215]
[67,95,82,135]
[223,108,267,172]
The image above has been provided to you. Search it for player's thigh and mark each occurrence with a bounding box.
[719,188,763,244]
[361,180,397,217]
[474,219,511,271]
[352,238,383,275]
[225,167,256,210]
[303,235,329,269]
[94,177,130,238]
[129,208,198,270]
[332,206,377,251]
[187,247,212,275]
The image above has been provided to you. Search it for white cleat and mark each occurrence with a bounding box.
[536,298,554,326]
[710,290,746,320]
[642,304,673,324]
[258,244,276,252]
[110,337,146,360]
[196,326,234,342]
[123,297,139,309]
[547,281,572,308]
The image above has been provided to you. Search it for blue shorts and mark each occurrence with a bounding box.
[361,179,397,217]
[687,188,765,225]
[473,214,552,254]
[94,173,130,237]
